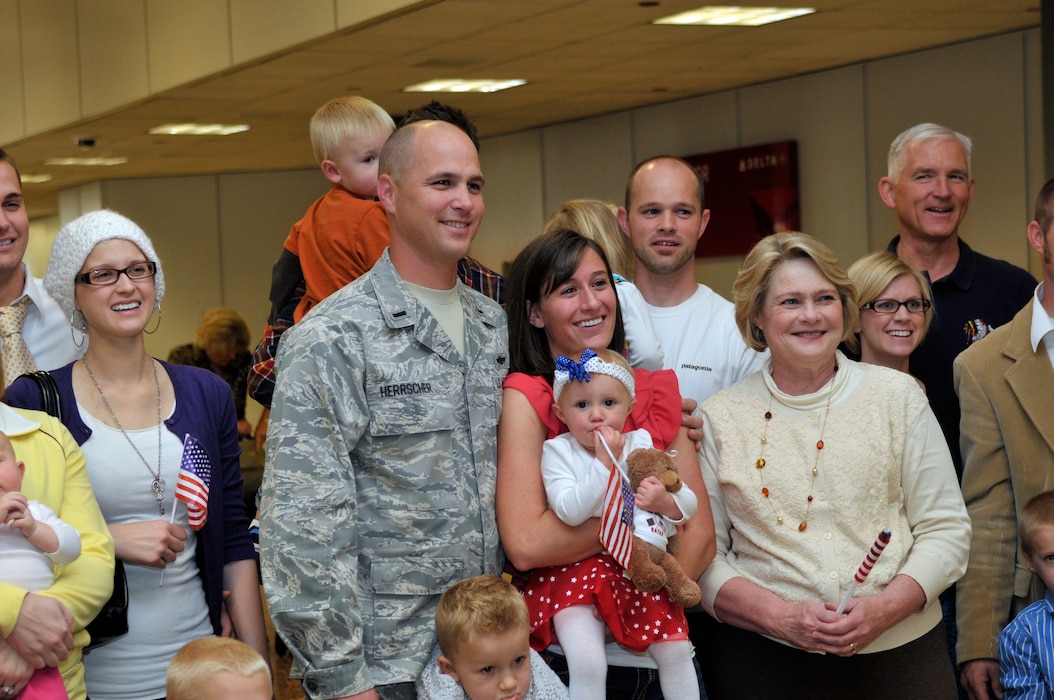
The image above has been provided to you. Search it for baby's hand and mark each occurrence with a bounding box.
[0,491,28,525]
[593,426,625,469]
[635,476,681,519]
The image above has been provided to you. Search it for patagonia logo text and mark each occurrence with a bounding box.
[378,382,434,398]
[680,363,712,373]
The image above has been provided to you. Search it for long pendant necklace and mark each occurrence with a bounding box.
[754,368,836,532]
[84,357,165,515]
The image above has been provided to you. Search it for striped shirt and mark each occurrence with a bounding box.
[1000,591,1054,698]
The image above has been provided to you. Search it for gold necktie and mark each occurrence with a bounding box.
[0,297,36,387]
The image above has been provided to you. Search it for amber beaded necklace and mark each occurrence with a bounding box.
[755,367,836,532]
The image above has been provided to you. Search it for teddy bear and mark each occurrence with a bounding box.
[624,447,703,608]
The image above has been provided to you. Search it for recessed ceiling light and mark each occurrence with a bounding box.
[403,79,526,94]
[44,157,128,166]
[653,6,814,26]
[149,123,250,136]
[20,174,52,184]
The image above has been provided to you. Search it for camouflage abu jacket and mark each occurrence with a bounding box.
[260,249,507,698]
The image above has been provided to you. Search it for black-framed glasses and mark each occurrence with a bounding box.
[861,298,931,314]
[75,262,158,286]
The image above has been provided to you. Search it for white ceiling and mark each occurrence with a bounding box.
[7,0,1039,218]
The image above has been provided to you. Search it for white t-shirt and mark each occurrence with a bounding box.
[646,285,767,405]
[79,405,212,700]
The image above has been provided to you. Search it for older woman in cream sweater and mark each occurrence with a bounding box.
[698,232,969,699]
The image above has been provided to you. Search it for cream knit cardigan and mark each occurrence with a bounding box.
[698,352,970,653]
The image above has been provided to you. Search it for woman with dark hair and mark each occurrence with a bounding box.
[497,228,714,699]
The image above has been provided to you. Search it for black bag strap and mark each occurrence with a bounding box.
[21,370,62,422]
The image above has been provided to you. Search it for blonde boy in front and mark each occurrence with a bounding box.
[999,490,1054,698]
[417,575,569,700]
[287,95,396,321]
[165,637,271,700]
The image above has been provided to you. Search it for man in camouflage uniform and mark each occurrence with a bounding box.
[260,120,507,700]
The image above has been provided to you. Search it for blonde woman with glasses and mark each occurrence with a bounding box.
[847,251,933,385]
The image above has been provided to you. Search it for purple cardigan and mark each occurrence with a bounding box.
[7,360,255,634]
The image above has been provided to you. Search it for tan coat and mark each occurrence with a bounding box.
[954,299,1054,663]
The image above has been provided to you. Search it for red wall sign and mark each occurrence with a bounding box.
[683,141,800,258]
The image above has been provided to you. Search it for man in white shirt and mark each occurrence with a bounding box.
[618,155,765,407]
[0,150,83,372]
[954,176,1054,700]
[618,155,765,698]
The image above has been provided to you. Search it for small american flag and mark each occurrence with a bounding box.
[175,434,211,530]
[600,466,635,570]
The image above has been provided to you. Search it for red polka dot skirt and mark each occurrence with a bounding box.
[522,553,689,653]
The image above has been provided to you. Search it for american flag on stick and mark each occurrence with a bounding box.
[175,434,211,530]
[598,433,635,570]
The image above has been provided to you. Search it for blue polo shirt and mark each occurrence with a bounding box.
[887,236,1035,477]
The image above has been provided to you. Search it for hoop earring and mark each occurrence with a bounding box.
[144,302,162,335]
[69,309,87,349]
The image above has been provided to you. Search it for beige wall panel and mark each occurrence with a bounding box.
[25,216,60,279]
[98,176,221,360]
[541,112,633,218]
[229,0,336,64]
[476,129,544,273]
[0,0,25,142]
[216,168,327,341]
[21,0,80,135]
[865,33,1031,270]
[336,0,424,28]
[739,66,869,268]
[147,0,232,93]
[631,92,739,164]
[78,0,149,116]
[58,181,103,224]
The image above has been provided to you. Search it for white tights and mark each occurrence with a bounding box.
[551,605,699,699]
[552,606,607,699]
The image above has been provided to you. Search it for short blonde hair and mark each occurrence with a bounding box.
[436,576,529,660]
[733,232,858,352]
[544,200,633,276]
[194,307,250,357]
[310,96,395,164]
[165,637,270,700]
[1020,491,1054,558]
[846,251,933,353]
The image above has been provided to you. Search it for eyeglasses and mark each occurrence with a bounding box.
[75,262,158,286]
[861,298,931,314]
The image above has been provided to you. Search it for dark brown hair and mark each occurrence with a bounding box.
[507,229,625,382]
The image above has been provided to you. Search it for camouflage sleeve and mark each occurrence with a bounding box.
[259,317,372,698]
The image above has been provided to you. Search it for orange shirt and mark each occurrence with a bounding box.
[287,186,390,321]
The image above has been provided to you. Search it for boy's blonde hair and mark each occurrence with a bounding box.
[436,576,529,660]
[309,96,395,164]
[1020,490,1054,557]
[165,637,270,699]
[543,199,633,277]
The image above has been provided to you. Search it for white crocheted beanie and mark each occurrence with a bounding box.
[44,209,165,322]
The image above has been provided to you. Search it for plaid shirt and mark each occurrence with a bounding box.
[247,256,505,408]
